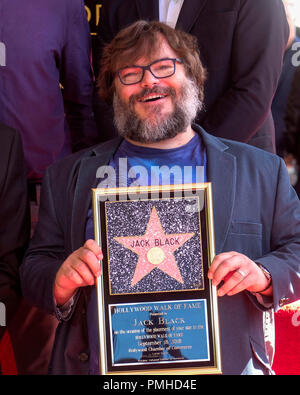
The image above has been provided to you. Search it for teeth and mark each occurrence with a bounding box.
[140,94,165,102]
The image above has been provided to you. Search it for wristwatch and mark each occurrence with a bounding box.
[257,264,272,293]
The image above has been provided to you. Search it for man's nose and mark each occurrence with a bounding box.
[140,69,159,87]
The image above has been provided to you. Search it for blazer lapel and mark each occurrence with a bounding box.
[135,0,159,20]
[70,139,122,250]
[199,129,236,254]
[176,0,208,32]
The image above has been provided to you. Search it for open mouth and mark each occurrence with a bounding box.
[138,94,168,103]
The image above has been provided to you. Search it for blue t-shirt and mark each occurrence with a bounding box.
[85,133,207,374]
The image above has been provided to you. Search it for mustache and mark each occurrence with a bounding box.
[129,86,176,105]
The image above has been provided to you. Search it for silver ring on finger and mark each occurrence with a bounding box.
[236,269,247,278]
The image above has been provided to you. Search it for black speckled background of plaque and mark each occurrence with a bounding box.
[105,198,203,295]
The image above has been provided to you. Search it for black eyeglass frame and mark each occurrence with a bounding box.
[116,57,183,85]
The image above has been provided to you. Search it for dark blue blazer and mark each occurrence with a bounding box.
[95,0,288,152]
[20,125,300,374]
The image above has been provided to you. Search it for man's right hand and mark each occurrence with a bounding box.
[54,239,103,306]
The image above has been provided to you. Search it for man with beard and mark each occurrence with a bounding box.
[94,0,289,152]
[20,21,300,375]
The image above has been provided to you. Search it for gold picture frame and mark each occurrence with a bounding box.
[92,183,222,375]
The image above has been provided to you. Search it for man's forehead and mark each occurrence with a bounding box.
[116,36,178,68]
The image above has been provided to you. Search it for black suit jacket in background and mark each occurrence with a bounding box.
[94,0,289,152]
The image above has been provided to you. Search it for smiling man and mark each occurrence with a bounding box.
[113,50,199,145]
[20,21,300,375]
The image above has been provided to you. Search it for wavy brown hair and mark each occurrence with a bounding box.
[98,20,206,104]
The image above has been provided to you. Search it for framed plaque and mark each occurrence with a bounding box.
[92,183,222,375]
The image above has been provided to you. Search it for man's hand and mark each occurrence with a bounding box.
[207,251,272,297]
[54,239,103,306]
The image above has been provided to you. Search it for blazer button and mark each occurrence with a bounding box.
[78,352,89,363]
[279,298,290,307]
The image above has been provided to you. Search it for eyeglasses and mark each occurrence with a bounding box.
[116,57,183,85]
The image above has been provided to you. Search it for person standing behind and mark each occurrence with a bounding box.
[0,124,30,372]
[283,66,300,195]
[272,0,300,158]
[0,0,98,374]
[0,0,98,185]
[94,0,288,153]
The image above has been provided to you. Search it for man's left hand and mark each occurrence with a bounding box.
[207,251,272,297]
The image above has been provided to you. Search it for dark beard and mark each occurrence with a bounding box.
[113,79,201,144]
